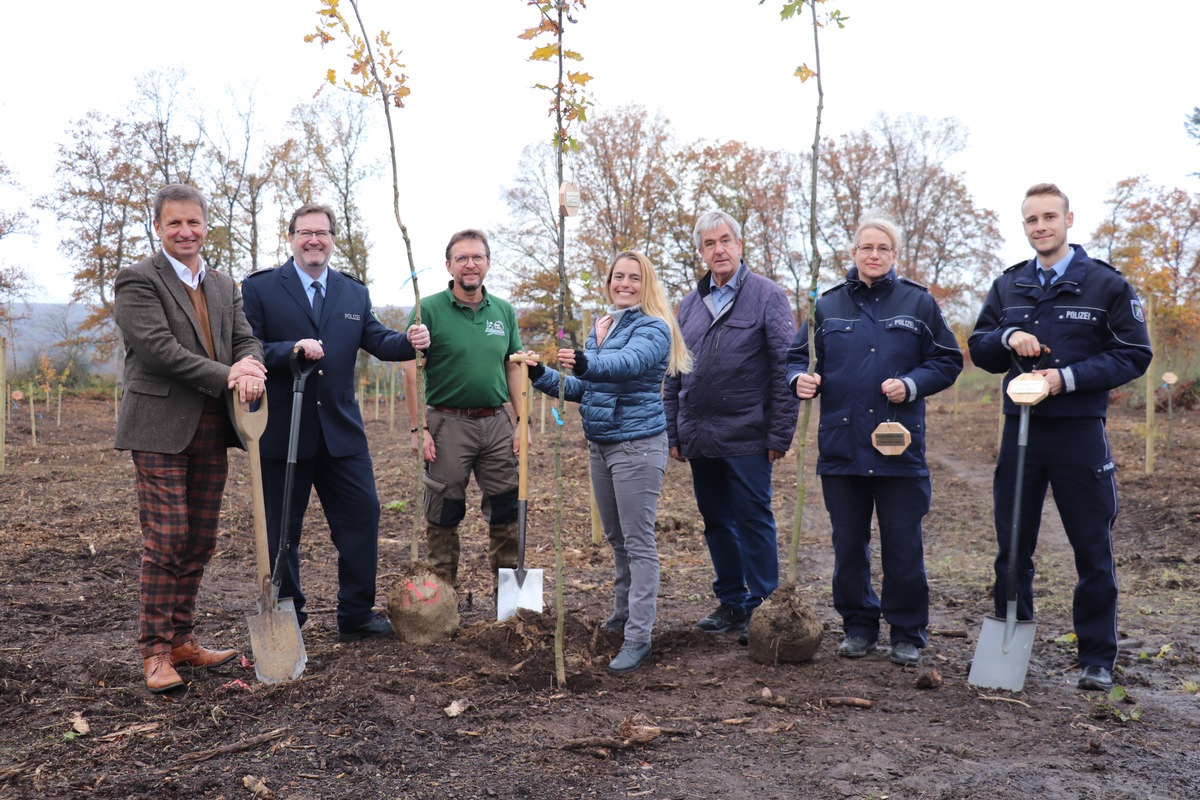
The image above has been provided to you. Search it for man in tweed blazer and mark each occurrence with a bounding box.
[114,184,266,693]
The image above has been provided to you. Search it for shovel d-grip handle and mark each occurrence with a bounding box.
[1010,344,1051,374]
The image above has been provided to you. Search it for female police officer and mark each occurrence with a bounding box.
[787,216,962,667]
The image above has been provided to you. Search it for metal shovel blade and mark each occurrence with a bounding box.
[496,567,544,621]
[247,596,307,684]
[968,611,1037,692]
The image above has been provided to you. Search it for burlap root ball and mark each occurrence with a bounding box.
[747,584,824,664]
[385,565,459,645]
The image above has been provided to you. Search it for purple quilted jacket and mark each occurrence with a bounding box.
[665,263,799,459]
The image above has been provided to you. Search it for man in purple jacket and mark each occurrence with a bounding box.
[664,210,800,644]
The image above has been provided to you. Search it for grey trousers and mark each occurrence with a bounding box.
[589,432,668,644]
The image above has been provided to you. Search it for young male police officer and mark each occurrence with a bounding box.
[968,183,1152,691]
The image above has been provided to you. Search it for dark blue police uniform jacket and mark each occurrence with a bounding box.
[240,259,417,628]
[242,260,416,460]
[787,268,963,477]
[968,245,1152,670]
[968,245,1151,417]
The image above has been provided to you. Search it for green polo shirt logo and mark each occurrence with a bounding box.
[485,320,506,337]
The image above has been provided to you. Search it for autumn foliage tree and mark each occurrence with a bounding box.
[820,113,1003,321]
[495,142,579,344]
[0,159,34,332]
[38,111,147,355]
[204,87,280,277]
[572,105,683,295]
[1092,175,1200,371]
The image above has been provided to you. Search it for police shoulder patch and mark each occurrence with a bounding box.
[336,269,366,286]
[1131,298,1145,323]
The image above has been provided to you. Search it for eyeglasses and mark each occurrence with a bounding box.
[855,245,894,255]
[452,254,488,266]
[294,229,333,240]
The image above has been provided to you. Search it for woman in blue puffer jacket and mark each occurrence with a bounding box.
[527,250,691,673]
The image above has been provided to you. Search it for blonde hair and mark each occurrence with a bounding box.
[1025,182,1070,214]
[852,214,904,252]
[604,251,692,377]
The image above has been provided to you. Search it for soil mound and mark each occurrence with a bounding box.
[385,565,459,644]
[747,583,824,664]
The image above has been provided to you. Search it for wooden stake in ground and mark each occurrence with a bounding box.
[28,383,36,448]
[389,362,396,433]
[1162,371,1178,470]
[1144,292,1156,475]
[581,308,602,546]
[1,337,6,476]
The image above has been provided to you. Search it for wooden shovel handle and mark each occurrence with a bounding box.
[507,353,541,501]
[232,396,272,592]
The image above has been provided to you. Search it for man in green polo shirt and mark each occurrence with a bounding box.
[404,229,526,590]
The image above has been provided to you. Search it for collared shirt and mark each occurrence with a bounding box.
[410,283,523,408]
[709,268,741,316]
[163,250,206,290]
[292,262,329,307]
[1037,246,1075,285]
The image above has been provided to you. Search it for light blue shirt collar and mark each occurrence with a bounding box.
[709,266,741,314]
[293,262,329,303]
[1037,246,1074,283]
[163,250,205,290]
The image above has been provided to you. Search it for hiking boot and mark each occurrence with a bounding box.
[426,524,460,588]
[695,604,748,634]
[487,522,519,574]
[601,615,627,631]
[608,641,652,673]
[837,636,877,659]
[889,641,920,667]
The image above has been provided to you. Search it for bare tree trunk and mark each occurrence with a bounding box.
[345,0,427,562]
[787,0,827,584]
[551,0,569,691]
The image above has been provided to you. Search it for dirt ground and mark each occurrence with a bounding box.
[2,385,1199,800]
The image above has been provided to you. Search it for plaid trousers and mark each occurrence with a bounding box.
[131,411,229,658]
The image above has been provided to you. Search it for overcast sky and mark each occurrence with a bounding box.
[2,0,1197,307]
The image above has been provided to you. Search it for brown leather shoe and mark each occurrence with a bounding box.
[144,652,185,693]
[171,639,238,670]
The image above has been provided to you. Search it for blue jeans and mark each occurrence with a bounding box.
[689,453,779,615]
[590,432,667,644]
